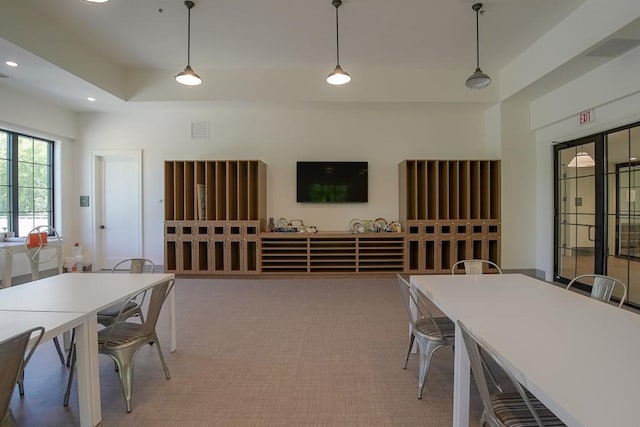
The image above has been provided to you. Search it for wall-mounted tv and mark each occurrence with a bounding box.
[296,161,368,203]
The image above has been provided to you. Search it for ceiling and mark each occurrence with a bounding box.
[0,0,607,112]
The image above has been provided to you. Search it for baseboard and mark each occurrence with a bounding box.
[9,268,60,286]
[501,268,545,279]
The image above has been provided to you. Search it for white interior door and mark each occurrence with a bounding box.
[92,150,142,270]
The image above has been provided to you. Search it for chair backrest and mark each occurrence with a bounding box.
[141,279,174,335]
[0,326,44,419]
[111,258,155,274]
[396,274,445,339]
[457,320,546,427]
[451,259,502,275]
[566,274,627,307]
[102,279,175,345]
[24,225,62,268]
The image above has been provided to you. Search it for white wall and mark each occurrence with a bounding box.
[532,48,640,279]
[0,84,79,276]
[0,85,77,140]
[499,96,537,270]
[76,102,499,265]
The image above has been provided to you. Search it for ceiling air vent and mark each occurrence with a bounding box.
[191,121,209,139]
[586,38,640,58]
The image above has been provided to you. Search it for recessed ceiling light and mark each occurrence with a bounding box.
[5,61,18,67]
[87,97,96,102]
[84,0,109,3]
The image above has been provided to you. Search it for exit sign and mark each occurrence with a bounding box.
[579,109,594,125]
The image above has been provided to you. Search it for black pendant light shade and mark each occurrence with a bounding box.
[465,3,491,89]
[327,0,351,85]
[176,0,202,86]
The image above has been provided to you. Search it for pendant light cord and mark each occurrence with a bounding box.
[187,5,192,66]
[335,5,341,66]
[475,8,480,69]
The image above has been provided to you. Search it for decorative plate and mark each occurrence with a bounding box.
[374,218,387,231]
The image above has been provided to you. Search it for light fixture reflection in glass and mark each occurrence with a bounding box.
[87,97,96,102]
[84,0,110,3]
[175,1,202,86]
[5,61,18,67]
[327,0,350,86]
[567,152,595,168]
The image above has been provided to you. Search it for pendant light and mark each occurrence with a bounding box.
[465,3,491,89]
[567,152,595,168]
[327,0,351,85]
[175,0,202,86]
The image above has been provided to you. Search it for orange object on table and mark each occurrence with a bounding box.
[27,231,48,248]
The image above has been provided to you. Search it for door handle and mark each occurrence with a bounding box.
[588,225,595,241]
[99,225,106,230]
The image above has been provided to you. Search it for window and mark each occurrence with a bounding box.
[0,129,54,237]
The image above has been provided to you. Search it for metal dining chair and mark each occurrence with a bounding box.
[64,258,156,368]
[458,320,566,427]
[566,274,627,307]
[97,258,155,326]
[397,274,455,399]
[1,327,44,427]
[451,259,502,275]
[65,278,175,412]
[23,226,66,367]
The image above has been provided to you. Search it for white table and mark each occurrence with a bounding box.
[0,239,63,288]
[0,310,85,344]
[0,272,175,426]
[410,273,640,427]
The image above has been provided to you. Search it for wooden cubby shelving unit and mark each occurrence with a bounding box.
[164,160,266,275]
[164,159,501,276]
[399,160,501,274]
[260,232,405,274]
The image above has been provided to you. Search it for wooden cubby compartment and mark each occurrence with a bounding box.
[164,160,266,275]
[259,233,405,275]
[399,160,501,274]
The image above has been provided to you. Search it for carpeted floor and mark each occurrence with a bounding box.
[10,277,482,426]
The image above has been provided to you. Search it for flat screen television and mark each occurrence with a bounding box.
[296,161,368,203]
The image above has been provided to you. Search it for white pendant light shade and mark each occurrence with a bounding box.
[567,152,595,168]
[327,0,350,86]
[327,65,351,85]
[176,1,202,86]
[465,3,491,89]
[176,65,202,86]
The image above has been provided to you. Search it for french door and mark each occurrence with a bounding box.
[554,122,640,307]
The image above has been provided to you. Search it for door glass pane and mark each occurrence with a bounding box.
[557,143,596,281]
[606,126,640,305]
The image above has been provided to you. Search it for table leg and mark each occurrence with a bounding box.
[169,285,176,352]
[56,244,63,275]
[2,251,13,288]
[74,314,101,427]
[453,322,470,427]
[30,252,39,281]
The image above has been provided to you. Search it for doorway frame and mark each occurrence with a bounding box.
[553,135,606,283]
[91,149,143,271]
